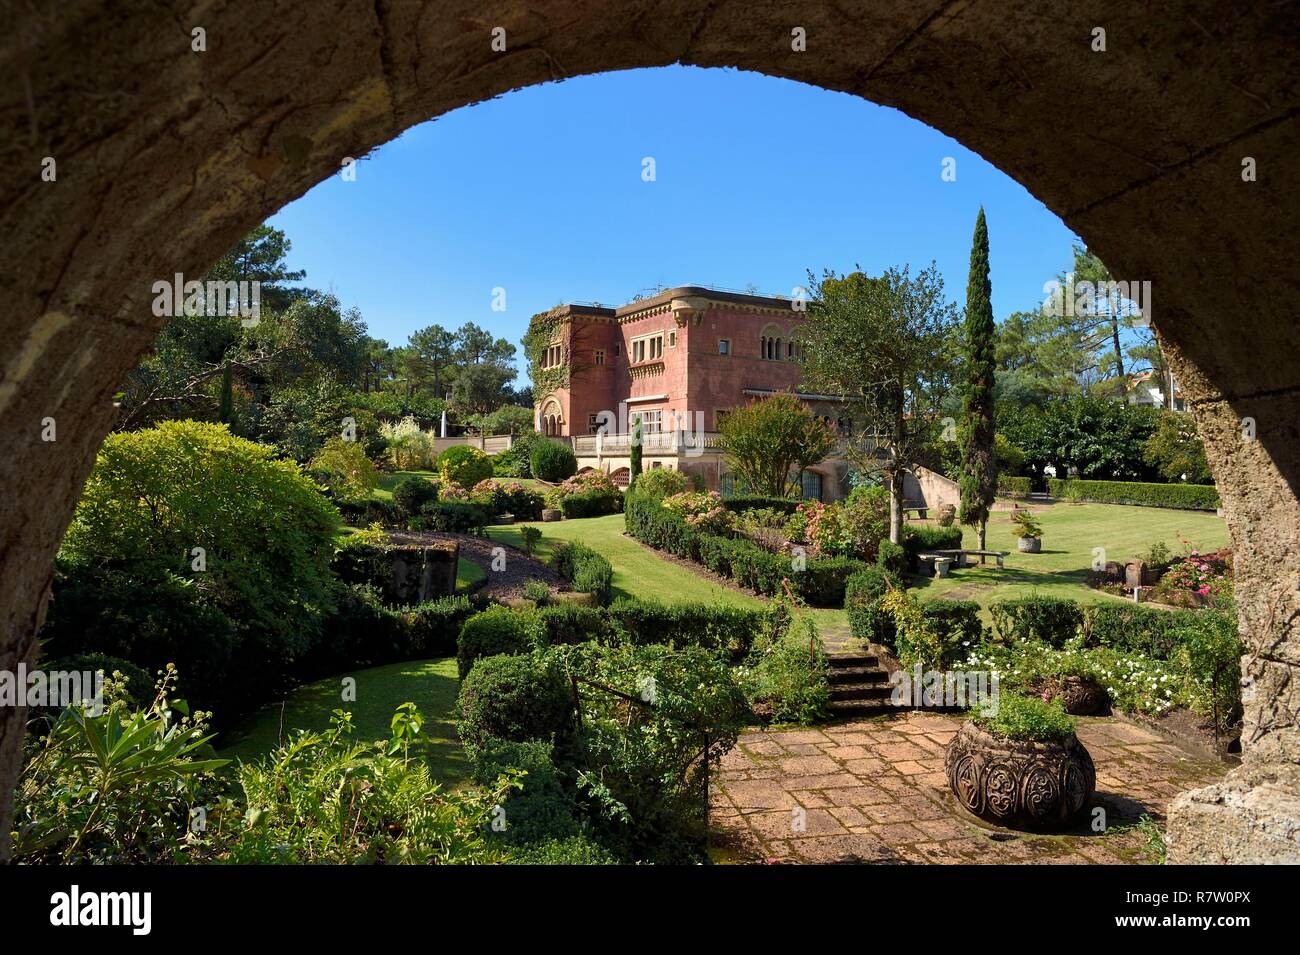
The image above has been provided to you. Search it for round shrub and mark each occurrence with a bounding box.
[875,540,907,576]
[844,566,902,645]
[456,652,574,759]
[471,738,580,843]
[974,691,1076,742]
[529,440,577,482]
[456,605,544,678]
[632,468,689,500]
[438,445,494,489]
[307,437,380,505]
[392,475,438,518]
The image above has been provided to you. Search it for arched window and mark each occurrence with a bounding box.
[760,335,767,358]
[775,337,782,359]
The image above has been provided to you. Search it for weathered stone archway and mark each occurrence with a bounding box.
[2,1,1297,862]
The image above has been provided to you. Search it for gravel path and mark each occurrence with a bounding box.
[386,530,564,599]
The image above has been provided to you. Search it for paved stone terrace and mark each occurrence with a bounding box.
[709,712,1228,864]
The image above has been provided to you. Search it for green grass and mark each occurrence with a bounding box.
[486,514,763,609]
[457,557,486,590]
[217,658,469,787]
[910,502,1228,620]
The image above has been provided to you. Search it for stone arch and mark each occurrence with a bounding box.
[1,2,1297,862]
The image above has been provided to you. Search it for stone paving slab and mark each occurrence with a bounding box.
[710,711,1227,865]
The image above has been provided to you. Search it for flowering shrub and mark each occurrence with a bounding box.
[662,491,733,535]
[963,637,1184,716]
[797,501,854,558]
[439,483,471,502]
[1152,547,1233,609]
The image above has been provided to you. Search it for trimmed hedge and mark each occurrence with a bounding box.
[536,603,609,646]
[1084,604,1207,660]
[922,600,983,647]
[997,476,1031,499]
[606,598,764,657]
[456,652,575,761]
[989,596,1085,647]
[844,567,902,645]
[413,500,491,533]
[557,488,622,519]
[553,541,614,605]
[876,539,908,576]
[901,524,964,569]
[457,605,544,678]
[1048,477,1219,511]
[624,493,865,606]
[530,440,578,482]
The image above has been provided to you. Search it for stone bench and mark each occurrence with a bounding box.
[919,548,1011,575]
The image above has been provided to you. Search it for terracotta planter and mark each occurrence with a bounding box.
[1017,536,1041,553]
[1056,676,1107,715]
[945,721,1095,830]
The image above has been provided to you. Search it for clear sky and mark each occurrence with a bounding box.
[269,65,1081,383]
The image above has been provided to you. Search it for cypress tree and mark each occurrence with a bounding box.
[629,417,643,486]
[218,360,234,425]
[959,207,998,552]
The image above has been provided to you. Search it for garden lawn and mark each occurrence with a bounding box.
[486,514,763,610]
[217,658,469,786]
[910,501,1229,620]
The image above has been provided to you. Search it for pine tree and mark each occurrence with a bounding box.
[959,207,998,552]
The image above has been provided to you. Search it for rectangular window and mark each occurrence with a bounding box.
[630,332,664,363]
[614,343,621,356]
[588,413,601,434]
[594,349,605,365]
[718,339,730,355]
[668,330,677,348]
[632,410,662,434]
[800,470,823,501]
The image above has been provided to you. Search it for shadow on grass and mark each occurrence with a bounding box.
[217,658,470,787]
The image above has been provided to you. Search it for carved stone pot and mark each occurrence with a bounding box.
[1017,536,1041,553]
[1056,676,1107,715]
[945,721,1096,830]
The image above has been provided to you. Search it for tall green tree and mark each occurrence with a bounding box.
[958,208,998,551]
[799,265,958,541]
[715,393,836,498]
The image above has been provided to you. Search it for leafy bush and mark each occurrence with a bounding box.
[1174,612,1243,731]
[844,566,902,645]
[58,421,339,674]
[438,445,494,489]
[497,481,545,520]
[536,603,609,646]
[508,836,618,865]
[876,539,908,576]
[797,556,870,607]
[563,642,749,862]
[553,541,614,605]
[880,589,966,670]
[393,475,439,518]
[380,416,438,470]
[1047,477,1219,510]
[12,670,227,863]
[974,691,1076,742]
[522,579,551,604]
[632,468,690,499]
[471,738,581,844]
[456,652,575,762]
[1084,604,1204,659]
[308,437,380,505]
[844,484,890,558]
[797,500,853,557]
[606,598,764,657]
[456,605,544,678]
[38,652,152,709]
[662,490,733,535]
[997,475,1031,499]
[224,706,512,863]
[493,430,544,478]
[742,613,830,724]
[901,524,964,568]
[530,440,578,482]
[923,600,983,648]
[558,488,622,519]
[413,500,490,534]
[989,596,1083,647]
[39,563,241,718]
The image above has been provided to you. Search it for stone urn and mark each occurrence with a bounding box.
[1017,536,1041,553]
[1055,676,1107,716]
[945,721,1095,830]
[541,508,563,522]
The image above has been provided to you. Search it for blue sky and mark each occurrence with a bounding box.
[269,65,1081,382]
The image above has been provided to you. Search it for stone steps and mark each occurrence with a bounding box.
[826,650,894,716]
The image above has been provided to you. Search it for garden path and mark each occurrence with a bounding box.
[710,713,1227,864]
